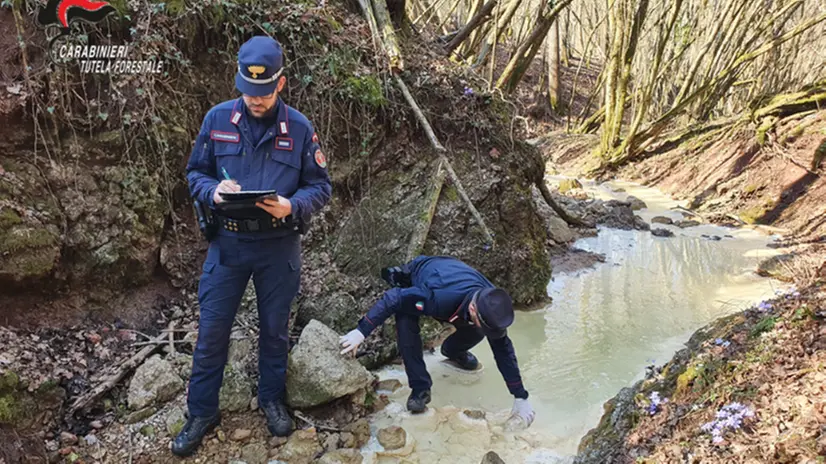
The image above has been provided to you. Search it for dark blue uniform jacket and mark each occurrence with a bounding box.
[358,256,529,398]
[186,97,331,238]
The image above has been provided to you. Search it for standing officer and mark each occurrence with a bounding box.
[173,36,332,457]
[339,256,536,425]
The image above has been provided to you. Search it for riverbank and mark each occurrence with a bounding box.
[542,116,826,463]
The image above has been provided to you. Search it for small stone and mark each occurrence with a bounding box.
[58,447,74,456]
[90,420,104,429]
[59,432,78,445]
[343,419,370,448]
[84,435,99,446]
[250,397,258,411]
[269,436,287,447]
[45,440,59,452]
[339,432,356,448]
[481,451,506,464]
[323,433,340,451]
[217,430,227,442]
[463,409,486,420]
[651,216,673,225]
[318,449,364,464]
[139,425,155,438]
[240,443,268,464]
[376,379,402,393]
[626,196,647,211]
[231,428,252,442]
[377,426,406,450]
[651,228,674,237]
[676,219,701,228]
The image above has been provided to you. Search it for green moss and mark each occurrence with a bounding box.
[675,365,697,397]
[743,184,760,195]
[0,208,22,229]
[750,315,778,338]
[0,228,58,254]
[342,76,386,108]
[443,185,459,202]
[739,204,768,224]
[0,394,21,424]
[0,371,19,390]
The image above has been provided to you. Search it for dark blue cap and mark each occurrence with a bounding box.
[475,288,514,339]
[235,36,284,97]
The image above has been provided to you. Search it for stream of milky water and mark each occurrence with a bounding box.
[357,178,788,464]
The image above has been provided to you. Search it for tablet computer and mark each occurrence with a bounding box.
[218,190,279,202]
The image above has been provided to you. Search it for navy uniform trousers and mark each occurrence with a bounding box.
[187,233,301,417]
[396,314,485,392]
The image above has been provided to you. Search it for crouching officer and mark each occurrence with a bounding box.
[173,36,332,457]
[339,256,535,425]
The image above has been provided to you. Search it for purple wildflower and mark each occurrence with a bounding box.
[757,301,772,311]
[713,338,731,348]
[463,86,474,96]
[700,402,755,444]
[646,391,667,415]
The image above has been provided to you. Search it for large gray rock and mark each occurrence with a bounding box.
[286,320,373,408]
[219,364,253,413]
[127,355,184,410]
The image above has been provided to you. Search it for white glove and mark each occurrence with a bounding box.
[340,329,365,355]
[510,398,535,427]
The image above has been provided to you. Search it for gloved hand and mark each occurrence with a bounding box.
[340,329,365,355]
[510,398,535,427]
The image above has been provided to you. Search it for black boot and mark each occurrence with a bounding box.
[440,346,479,371]
[406,389,431,413]
[261,400,294,437]
[171,412,220,457]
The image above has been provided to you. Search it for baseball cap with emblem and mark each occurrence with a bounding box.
[235,36,284,97]
[473,287,514,340]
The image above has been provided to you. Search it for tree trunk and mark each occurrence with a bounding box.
[547,18,561,111]
[445,0,498,55]
[495,0,573,93]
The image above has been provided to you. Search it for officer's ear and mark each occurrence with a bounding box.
[276,75,286,93]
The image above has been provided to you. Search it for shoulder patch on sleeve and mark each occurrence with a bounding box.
[314,149,327,168]
[312,132,319,144]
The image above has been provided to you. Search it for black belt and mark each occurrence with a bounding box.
[218,215,298,233]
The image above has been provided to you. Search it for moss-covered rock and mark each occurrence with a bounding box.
[0,371,65,431]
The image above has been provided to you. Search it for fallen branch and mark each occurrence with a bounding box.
[535,180,594,227]
[68,322,174,417]
[293,411,343,432]
[168,322,175,355]
[406,159,447,261]
[394,75,497,246]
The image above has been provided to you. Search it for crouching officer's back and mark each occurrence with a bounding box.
[173,35,331,457]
